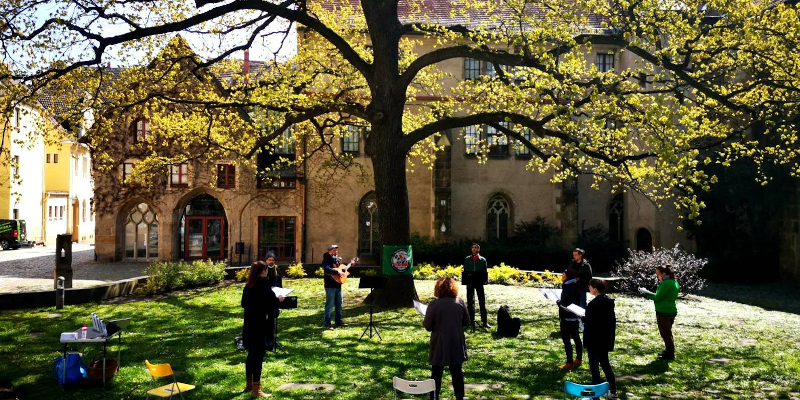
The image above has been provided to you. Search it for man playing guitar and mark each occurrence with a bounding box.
[322,244,357,330]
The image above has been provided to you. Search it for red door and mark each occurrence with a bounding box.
[184,216,225,259]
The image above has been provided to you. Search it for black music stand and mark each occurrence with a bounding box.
[359,276,388,341]
[273,296,298,352]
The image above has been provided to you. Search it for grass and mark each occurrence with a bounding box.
[1,278,799,399]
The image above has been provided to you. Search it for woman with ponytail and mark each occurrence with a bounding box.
[645,265,680,361]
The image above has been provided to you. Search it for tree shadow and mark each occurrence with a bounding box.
[697,281,800,315]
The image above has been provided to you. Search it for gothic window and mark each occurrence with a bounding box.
[358,193,380,257]
[609,194,624,243]
[486,194,510,241]
[124,203,158,259]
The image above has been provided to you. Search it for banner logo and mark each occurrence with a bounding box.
[390,248,411,274]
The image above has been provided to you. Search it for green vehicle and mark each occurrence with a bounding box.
[0,219,28,250]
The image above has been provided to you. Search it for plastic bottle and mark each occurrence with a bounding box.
[81,324,87,339]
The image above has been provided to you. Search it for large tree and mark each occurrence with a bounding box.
[1,0,798,305]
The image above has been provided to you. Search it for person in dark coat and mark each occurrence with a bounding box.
[241,261,285,398]
[569,248,592,307]
[557,268,583,370]
[423,277,471,400]
[462,243,490,329]
[583,279,617,399]
[264,253,283,322]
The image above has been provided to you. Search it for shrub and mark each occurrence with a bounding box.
[235,267,250,282]
[438,265,463,280]
[613,245,708,294]
[413,263,462,280]
[488,263,523,285]
[361,267,379,277]
[286,263,307,278]
[140,260,226,295]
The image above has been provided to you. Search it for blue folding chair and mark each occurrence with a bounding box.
[564,381,610,399]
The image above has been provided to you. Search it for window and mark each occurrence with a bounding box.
[134,119,149,141]
[257,134,298,189]
[486,194,510,240]
[82,200,86,222]
[342,125,360,153]
[170,164,189,186]
[14,108,20,131]
[516,128,532,156]
[74,157,79,176]
[275,127,295,155]
[464,125,480,155]
[82,158,88,178]
[122,163,135,183]
[13,209,19,220]
[638,72,648,88]
[217,164,236,188]
[11,156,19,177]
[258,216,296,260]
[59,206,64,220]
[486,123,509,156]
[54,154,59,163]
[124,203,158,259]
[464,58,481,80]
[596,53,615,73]
[484,62,497,79]
[46,154,51,163]
[48,206,53,220]
[609,194,624,243]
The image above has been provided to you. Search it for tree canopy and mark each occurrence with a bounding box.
[1,0,798,304]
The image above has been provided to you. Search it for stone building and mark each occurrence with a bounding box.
[92,14,695,269]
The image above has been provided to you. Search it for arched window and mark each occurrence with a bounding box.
[486,194,510,241]
[124,203,158,259]
[609,194,624,243]
[358,193,380,257]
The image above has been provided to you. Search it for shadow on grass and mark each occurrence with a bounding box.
[698,281,800,315]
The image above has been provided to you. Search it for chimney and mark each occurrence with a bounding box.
[243,49,250,84]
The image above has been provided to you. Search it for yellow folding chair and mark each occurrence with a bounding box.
[145,360,195,400]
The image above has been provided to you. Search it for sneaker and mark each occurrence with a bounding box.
[557,363,574,370]
[335,323,348,328]
[324,325,334,331]
[572,359,582,367]
[482,323,492,329]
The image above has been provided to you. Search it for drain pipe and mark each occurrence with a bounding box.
[301,134,308,264]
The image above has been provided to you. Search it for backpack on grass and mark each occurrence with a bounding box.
[497,305,521,338]
[54,352,87,385]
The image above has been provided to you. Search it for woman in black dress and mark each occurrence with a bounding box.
[241,260,284,398]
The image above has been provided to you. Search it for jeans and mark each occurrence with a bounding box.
[580,290,587,308]
[245,343,267,382]
[656,314,676,355]
[324,287,343,326]
[588,350,616,394]
[560,320,583,363]
[466,285,487,326]
[431,363,463,400]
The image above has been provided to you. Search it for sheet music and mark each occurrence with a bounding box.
[538,288,561,302]
[413,300,427,317]
[562,304,586,317]
[272,287,294,297]
[638,287,656,296]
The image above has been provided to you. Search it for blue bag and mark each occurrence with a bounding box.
[54,352,87,385]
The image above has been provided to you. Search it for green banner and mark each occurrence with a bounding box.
[382,245,413,276]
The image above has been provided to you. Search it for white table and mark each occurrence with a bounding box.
[59,319,128,387]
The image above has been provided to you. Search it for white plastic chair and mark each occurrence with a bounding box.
[393,376,437,400]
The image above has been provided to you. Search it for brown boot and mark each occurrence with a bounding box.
[251,381,271,398]
[244,377,252,393]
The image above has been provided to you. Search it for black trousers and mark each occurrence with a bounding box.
[588,350,616,394]
[245,343,267,382]
[466,284,487,326]
[431,364,463,400]
[560,320,582,363]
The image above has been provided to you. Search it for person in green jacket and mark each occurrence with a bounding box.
[642,265,680,361]
[462,243,490,330]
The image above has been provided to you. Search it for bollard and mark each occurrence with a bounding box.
[56,276,65,309]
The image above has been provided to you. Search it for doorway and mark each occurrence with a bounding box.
[184,216,225,259]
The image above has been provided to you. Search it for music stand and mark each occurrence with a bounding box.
[273,296,298,352]
[359,276,388,341]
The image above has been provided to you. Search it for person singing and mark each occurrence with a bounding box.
[462,243,490,330]
[241,261,285,397]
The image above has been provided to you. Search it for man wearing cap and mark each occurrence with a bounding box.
[322,244,347,330]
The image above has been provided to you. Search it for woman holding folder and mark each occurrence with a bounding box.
[241,260,285,397]
[642,265,680,361]
[557,268,583,370]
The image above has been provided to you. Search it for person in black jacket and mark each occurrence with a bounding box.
[264,252,283,322]
[569,248,592,307]
[583,279,617,399]
[424,277,471,400]
[557,268,583,370]
[241,261,285,398]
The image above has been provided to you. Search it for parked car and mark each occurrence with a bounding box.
[0,219,28,250]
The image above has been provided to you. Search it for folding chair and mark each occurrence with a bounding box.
[564,381,610,399]
[393,376,437,400]
[145,360,195,400]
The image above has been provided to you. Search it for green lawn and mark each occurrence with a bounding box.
[1,279,799,399]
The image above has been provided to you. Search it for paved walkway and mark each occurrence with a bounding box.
[0,244,148,293]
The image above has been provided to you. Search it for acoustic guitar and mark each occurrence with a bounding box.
[331,257,359,285]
